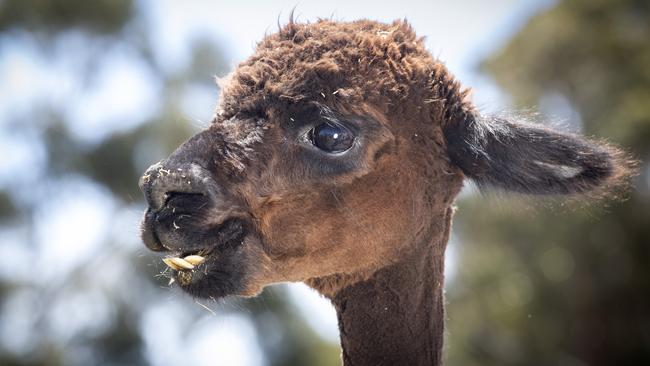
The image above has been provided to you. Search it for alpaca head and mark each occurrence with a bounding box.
[138,19,629,299]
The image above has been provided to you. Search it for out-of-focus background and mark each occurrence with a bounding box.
[0,0,648,365]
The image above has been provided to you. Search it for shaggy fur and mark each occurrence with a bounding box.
[138,18,634,366]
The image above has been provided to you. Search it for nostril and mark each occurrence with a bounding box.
[163,191,209,211]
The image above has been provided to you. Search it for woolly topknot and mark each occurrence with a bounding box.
[216,18,473,129]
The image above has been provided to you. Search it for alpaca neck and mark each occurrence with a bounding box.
[330,246,446,366]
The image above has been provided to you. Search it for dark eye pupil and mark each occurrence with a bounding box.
[311,124,354,153]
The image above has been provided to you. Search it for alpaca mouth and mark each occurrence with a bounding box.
[157,218,246,268]
[154,218,249,290]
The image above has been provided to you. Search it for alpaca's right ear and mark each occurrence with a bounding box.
[443,113,631,195]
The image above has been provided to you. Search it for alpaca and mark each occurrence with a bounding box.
[138,19,632,365]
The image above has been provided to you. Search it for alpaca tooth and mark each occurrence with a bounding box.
[163,258,183,271]
[168,257,195,270]
[183,255,206,266]
[162,257,195,270]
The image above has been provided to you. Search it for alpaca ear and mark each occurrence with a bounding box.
[443,113,628,195]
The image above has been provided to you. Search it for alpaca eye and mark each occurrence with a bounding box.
[309,123,354,153]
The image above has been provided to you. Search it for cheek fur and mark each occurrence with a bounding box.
[254,162,427,280]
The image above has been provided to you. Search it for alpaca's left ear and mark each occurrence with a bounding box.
[443,113,632,195]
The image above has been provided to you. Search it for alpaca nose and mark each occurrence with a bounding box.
[138,161,212,212]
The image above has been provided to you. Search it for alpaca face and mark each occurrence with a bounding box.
[139,20,629,299]
[139,20,467,298]
[138,91,456,299]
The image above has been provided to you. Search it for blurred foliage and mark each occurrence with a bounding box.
[0,190,16,220]
[0,0,134,34]
[187,37,230,85]
[245,288,342,366]
[483,0,650,153]
[42,110,203,201]
[447,0,650,365]
[0,0,339,365]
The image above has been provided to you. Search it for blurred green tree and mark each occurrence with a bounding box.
[0,0,134,34]
[446,0,649,365]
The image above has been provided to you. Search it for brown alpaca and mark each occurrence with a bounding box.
[138,19,631,365]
